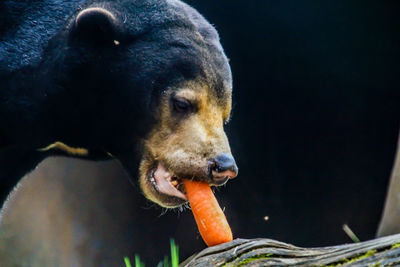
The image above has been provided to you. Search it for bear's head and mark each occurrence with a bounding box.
[31,0,238,208]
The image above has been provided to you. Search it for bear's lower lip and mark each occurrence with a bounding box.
[150,162,187,201]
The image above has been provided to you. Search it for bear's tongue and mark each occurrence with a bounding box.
[153,163,187,200]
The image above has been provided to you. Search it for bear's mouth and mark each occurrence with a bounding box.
[148,162,188,205]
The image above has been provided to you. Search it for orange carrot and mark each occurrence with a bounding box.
[183,179,233,246]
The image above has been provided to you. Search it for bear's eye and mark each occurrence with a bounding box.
[171,97,192,114]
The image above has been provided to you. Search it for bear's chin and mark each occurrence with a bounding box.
[139,160,189,208]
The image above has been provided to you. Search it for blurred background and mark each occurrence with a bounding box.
[1,0,400,266]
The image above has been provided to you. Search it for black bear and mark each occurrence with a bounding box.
[0,0,238,211]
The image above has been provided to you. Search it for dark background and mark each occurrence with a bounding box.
[137,0,400,263]
[182,0,400,259]
[1,1,400,266]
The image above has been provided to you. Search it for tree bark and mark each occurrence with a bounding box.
[181,233,400,266]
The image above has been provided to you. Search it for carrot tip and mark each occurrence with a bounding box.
[183,180,233,246]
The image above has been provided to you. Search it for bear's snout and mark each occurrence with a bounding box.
[209,153,238,184]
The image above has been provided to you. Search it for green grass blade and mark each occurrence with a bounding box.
[135,254,145,267]
[124,257,132,267]
[170,238,179,267]
[164,255,169,267]
[125,239,179,267]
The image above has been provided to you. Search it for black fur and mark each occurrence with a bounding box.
[0,0,232,204]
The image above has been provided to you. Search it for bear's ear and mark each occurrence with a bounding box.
[70,7,119,46]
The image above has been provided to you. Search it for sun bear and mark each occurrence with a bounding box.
[0,0,238,210]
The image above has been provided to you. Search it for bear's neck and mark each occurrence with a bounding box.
[0,68,51,149]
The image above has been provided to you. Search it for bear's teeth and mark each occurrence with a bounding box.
[171,180,178,186]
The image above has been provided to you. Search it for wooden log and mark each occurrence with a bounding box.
[181,233,400,266]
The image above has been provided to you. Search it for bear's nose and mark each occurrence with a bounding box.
[209,154,239,183]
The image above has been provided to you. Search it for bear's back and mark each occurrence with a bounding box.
[0,0,88,72]
[0,0,211,72]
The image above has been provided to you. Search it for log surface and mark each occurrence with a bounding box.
[181,234,400,266]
